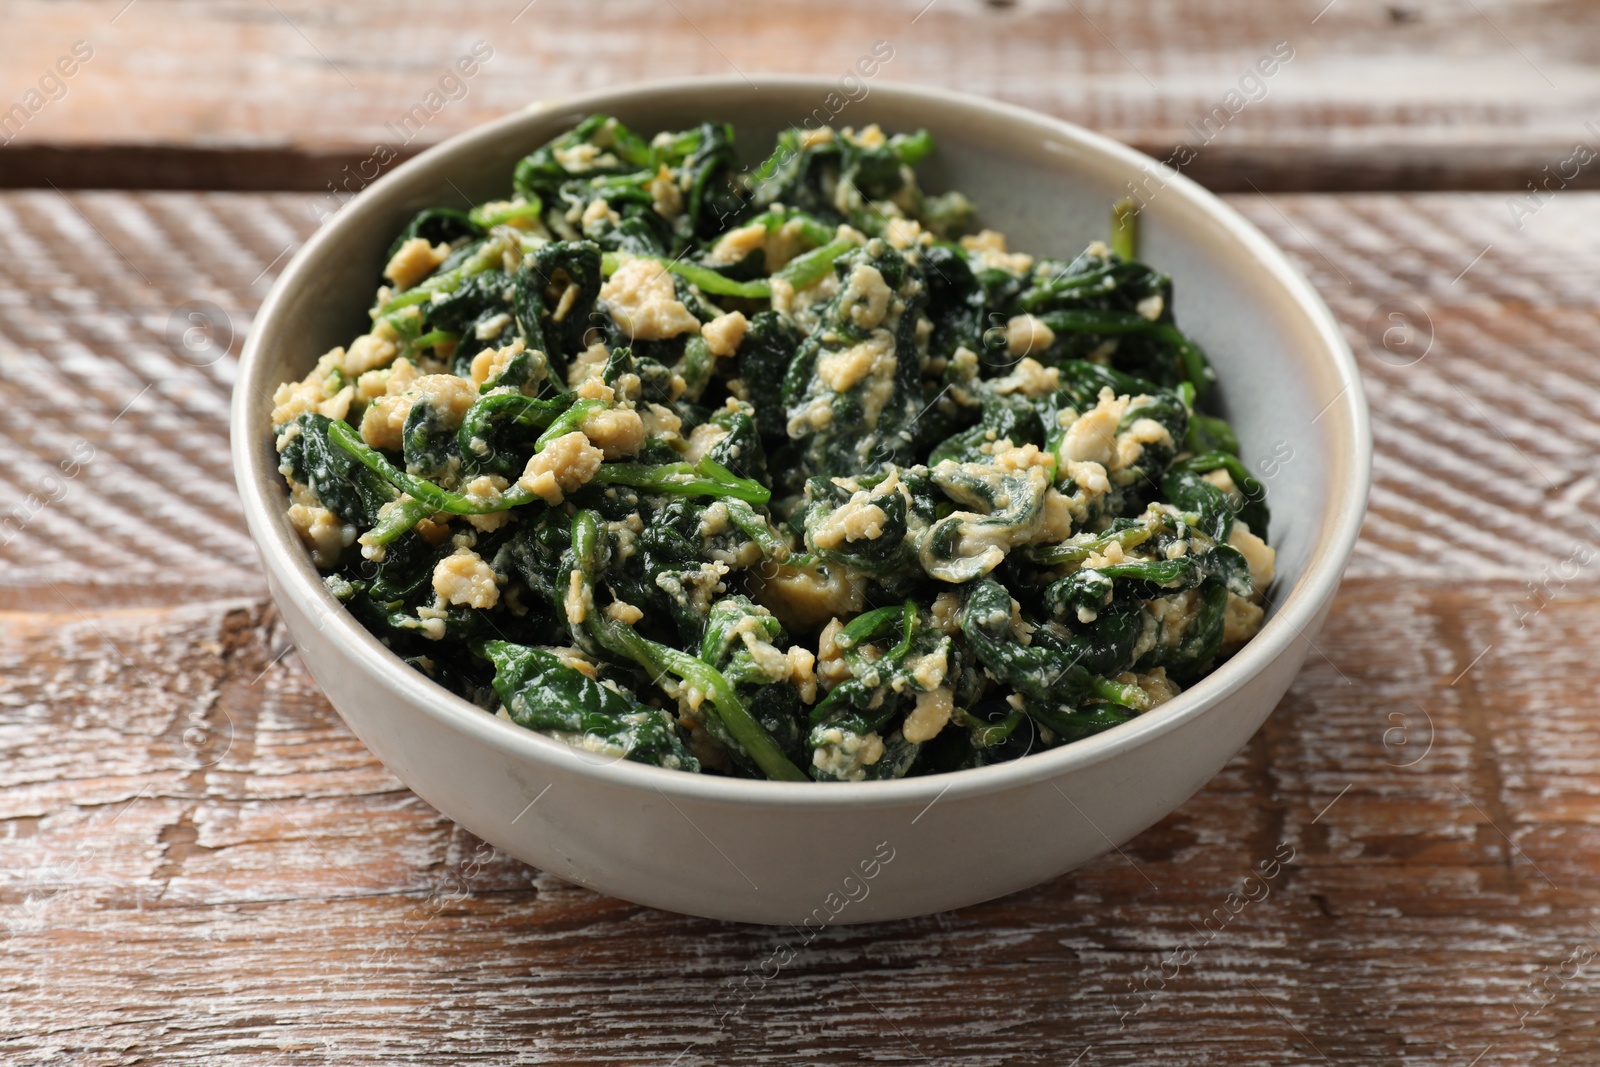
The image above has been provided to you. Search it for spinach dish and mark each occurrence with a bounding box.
[272,116,1275,782]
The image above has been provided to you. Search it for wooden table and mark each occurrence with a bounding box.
[4,3,1599,1063]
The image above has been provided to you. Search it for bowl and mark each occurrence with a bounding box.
[231,76,1370,924]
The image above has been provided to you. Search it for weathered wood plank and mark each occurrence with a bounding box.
[4,582,1600,1063]
[3,0,1598,190]
[3,189,1595,600]
[0,190,310,605]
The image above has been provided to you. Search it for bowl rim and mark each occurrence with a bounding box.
[232,74,1371,811]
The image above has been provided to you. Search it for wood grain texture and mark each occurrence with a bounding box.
[4,189,1593,593]
[5,190,1600,1062]
[6,585,1600,1064]
[4,0,1600,190]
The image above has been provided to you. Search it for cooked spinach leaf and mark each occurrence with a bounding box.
[272,116,1272,782]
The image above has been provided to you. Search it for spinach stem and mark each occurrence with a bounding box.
[571,511,807,782]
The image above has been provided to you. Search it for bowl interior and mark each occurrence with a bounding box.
[234,76,1367,800]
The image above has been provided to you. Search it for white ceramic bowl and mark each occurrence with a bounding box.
[232,77,1369,924]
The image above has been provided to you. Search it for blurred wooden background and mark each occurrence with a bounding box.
[5,0,1597,191]
[4,1,1600,1064]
